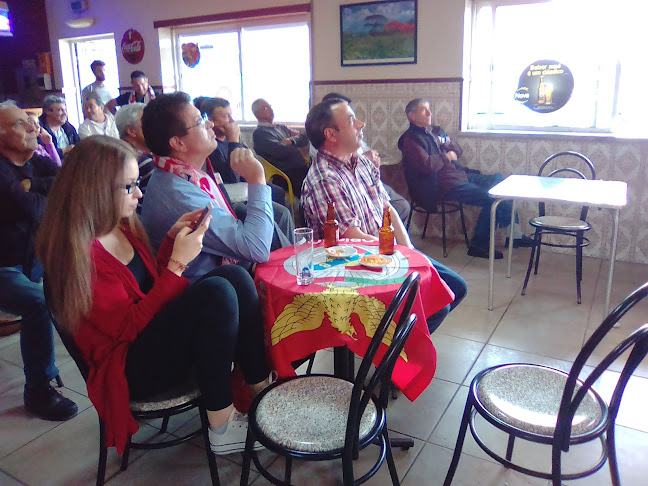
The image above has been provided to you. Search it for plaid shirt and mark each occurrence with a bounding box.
[302,149,390,238]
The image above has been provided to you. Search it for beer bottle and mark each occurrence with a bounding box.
[379,207,394,255]
[538,75,546,105]
[323,202,339,248]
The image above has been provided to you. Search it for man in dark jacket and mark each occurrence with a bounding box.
[0,101,78,421]
[38,95,80,159]
[251,98,309,197]
[398,98,531,259]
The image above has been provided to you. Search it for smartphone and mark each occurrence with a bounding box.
[192,202,213,232]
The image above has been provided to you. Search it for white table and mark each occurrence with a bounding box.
[488,175,628,315]
[223,182,249,203]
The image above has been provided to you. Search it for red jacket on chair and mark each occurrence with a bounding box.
[74,226,189,454]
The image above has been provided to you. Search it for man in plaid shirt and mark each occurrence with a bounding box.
[301,98,467,334]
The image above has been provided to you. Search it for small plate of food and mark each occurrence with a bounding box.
[359,254,392,268]
[325,245,358,259]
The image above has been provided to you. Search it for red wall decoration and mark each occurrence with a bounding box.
[121,29,145,64]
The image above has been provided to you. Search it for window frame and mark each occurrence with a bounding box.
[465,0,626,135]
[170,13,311,124]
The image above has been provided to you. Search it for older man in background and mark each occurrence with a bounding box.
[78,92,119,139]
[398,98,532,259]
[0,101,78,421]
[114,103,154,212]
[38,95,79,159]
[251,98,309,196]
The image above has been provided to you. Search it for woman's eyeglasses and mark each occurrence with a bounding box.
[123,178,141,194]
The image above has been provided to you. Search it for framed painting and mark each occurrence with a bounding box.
[340,0,417,66]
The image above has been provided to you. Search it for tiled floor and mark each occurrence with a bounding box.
[1,236,647,485]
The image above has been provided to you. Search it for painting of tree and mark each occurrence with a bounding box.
[340,0,417,66]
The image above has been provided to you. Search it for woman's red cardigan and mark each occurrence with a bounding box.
[74,227,189,454]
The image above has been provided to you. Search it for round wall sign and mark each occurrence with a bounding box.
[182,43,200,68]
[515,60,574,113]
[121,29,145,65]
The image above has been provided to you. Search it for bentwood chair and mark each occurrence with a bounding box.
[521,151,596,303]
[44,284,220,486]
[444,281,648,486]
[240,272,421,486]
[403,168,469,258]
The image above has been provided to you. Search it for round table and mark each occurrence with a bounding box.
[254,239,454,401]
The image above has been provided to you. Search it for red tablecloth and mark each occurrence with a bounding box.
[254,240,454,401]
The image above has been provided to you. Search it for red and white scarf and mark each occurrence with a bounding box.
[154,155,238,266]
[129,86,156,104]
[153,155,236,218]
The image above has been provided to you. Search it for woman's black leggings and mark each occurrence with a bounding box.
[125,265,268,411]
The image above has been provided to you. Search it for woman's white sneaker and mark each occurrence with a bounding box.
[208,409,264,454]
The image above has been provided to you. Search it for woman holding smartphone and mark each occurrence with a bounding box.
[37,136,270,456]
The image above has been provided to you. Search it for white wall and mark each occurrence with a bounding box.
[311,0,465,81]
[45,0,307,90]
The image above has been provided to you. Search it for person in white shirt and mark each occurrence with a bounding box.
[78,92,119,140]
[80,60,113,107]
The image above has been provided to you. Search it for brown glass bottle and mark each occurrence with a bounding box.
[538,75,546,105]
[379,207,394,255]
[323,202,339,248]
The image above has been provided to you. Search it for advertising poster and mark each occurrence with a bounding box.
[514,60,574,113]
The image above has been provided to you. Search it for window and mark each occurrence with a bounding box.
[466,0,648,137]
[174,17,310,123]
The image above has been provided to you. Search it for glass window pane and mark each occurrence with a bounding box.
[178,31,242,119]
[240,23,311,123]
[468,0,625,133]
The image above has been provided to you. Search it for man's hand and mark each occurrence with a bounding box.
[62,145,75,155]
[363,149,381,168]
[280,138,293,146]
[288,128,300,137]
[231,148,266,185]
[39,127,52,145]
[445,150,458,162]
[223,121,241,143]
[20,179,31,192]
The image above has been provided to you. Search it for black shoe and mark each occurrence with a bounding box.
[505,235,535,248]
[468,246,503,259]
[24,385,79,421]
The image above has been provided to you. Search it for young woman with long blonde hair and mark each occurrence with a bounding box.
[37,135,270,456]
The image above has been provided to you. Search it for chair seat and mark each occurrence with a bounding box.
[476,364,603,438]
[529,216,591,231]
[130,382,201,413]
[255,375,378,453]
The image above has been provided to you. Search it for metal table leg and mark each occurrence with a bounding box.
[604,208,620,316]
[489,199,505,311]
[507,200,515,278]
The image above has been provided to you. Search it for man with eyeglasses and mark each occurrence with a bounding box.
[0,101,79,421]
[302,98,467,335]
[140,92,292,283]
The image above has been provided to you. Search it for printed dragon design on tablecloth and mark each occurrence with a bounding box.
[270,284,408,361]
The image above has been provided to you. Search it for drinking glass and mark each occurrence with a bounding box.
[294,228,314,285]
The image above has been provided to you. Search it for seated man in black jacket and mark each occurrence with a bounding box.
[0,101,78,421]
[251,98,309,197]
[38,95,80,159]
[398,98,531,259]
